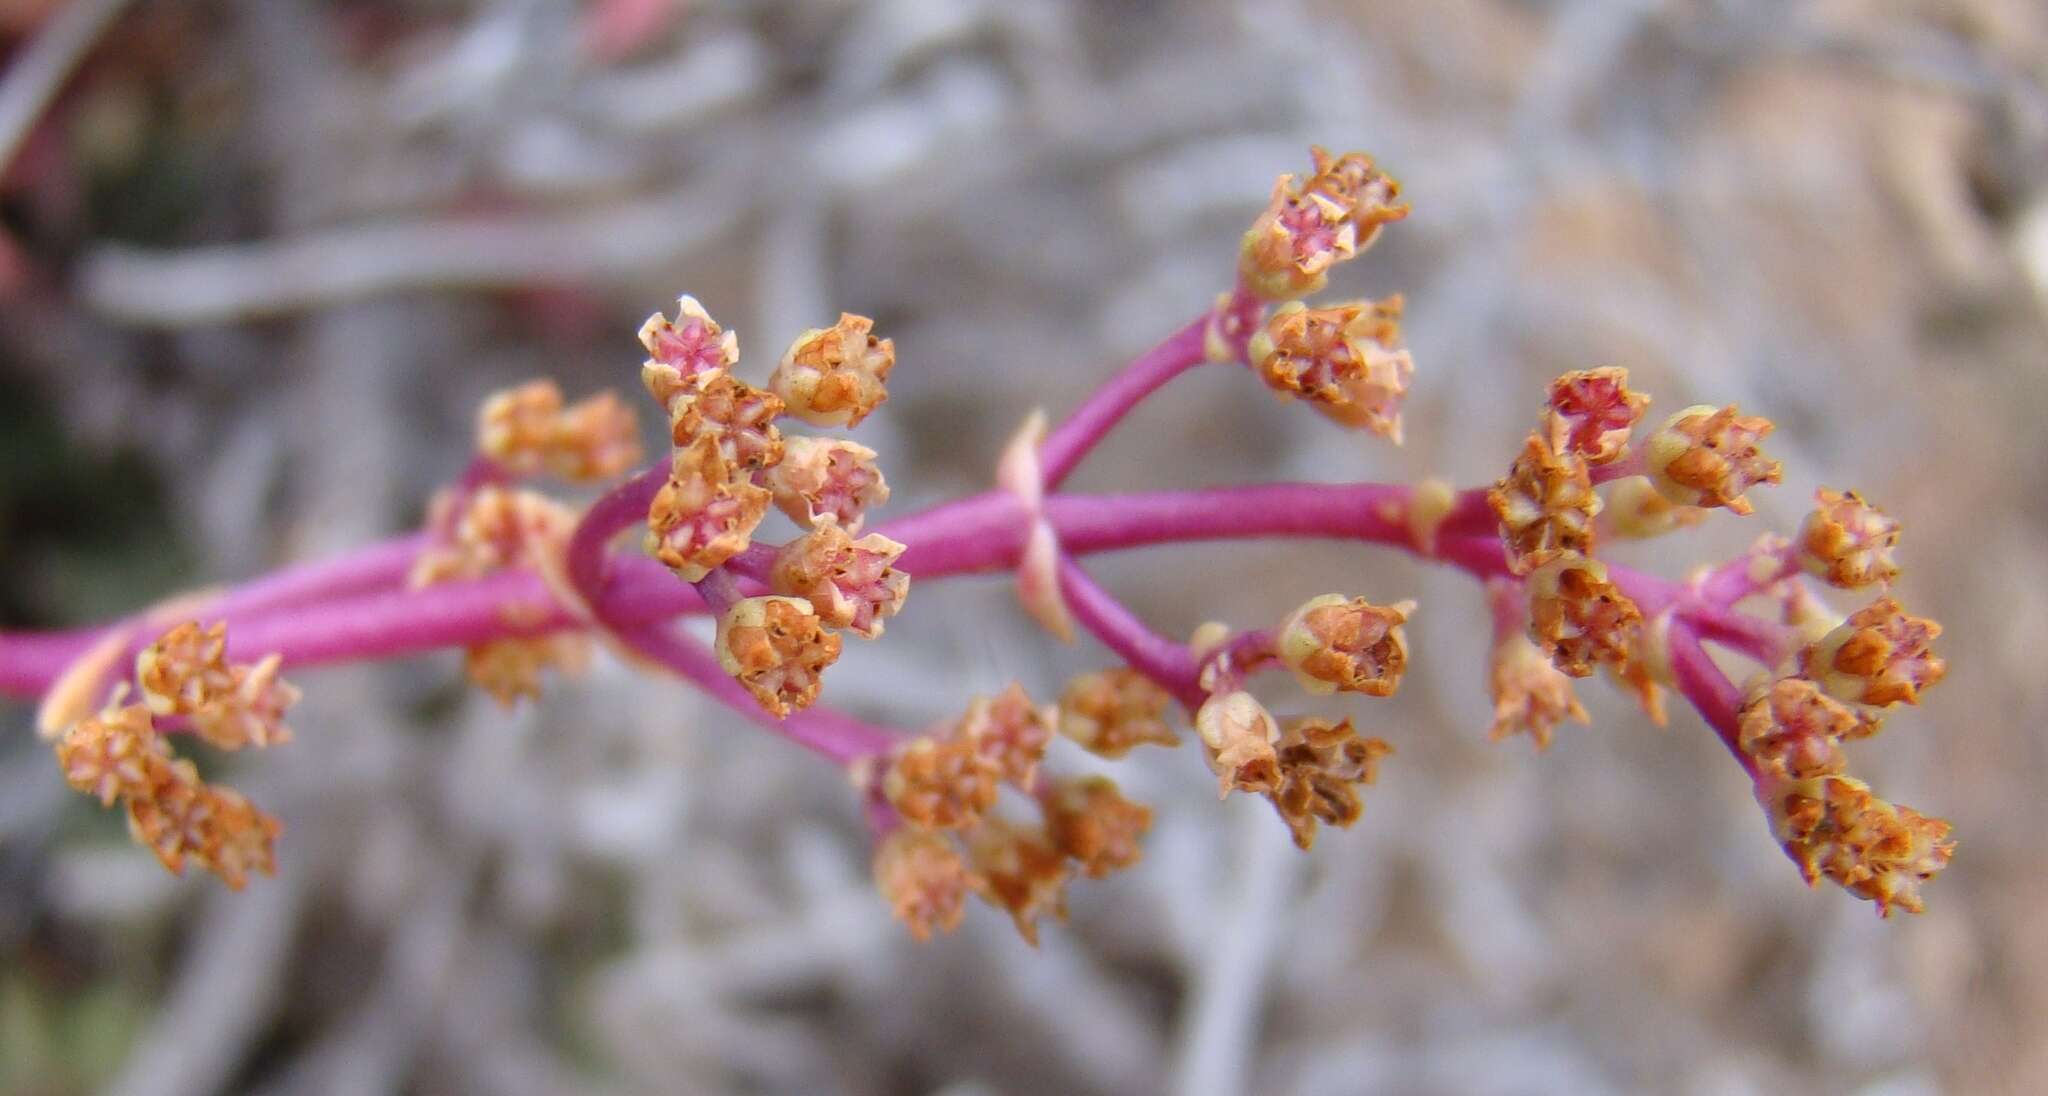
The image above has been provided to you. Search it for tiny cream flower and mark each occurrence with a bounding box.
[714,595,843,716]
[770,313,895,428]
[1644,404,1782,515]
[1275,594,1414,697]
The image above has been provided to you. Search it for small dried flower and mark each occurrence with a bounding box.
[770,313,895,428]
[477,380,642,483]
[463,636,593,708]
[960,684,1055,790]
[714,595,843,716]
[646,437,772,582]
[1489,433,1600,571]
[59,703,282,890]
[770,522,909,640]
[1248,299,1414,441]
[1738,676,1873,781]
[764,436,890,532]
[1799,597,1945,708]
[1603,476,1707,539]
[1487,630,1590,749]
[668,371,786,472]
[1042,776,1152,878]
[640,295,739,407]
[1276,594,1413,697]
[966,819,1071,946]
[136,622,299,750]
[1267,717,1391,849]
[1195,690,1281,797]
[57,703,166,806]
[1544,368,1650,464]
[1526,552,1643,677]
[1757,772,1954,915]
[881,736,1001,831]
[1644,404,1782,515]
[873,827,973,941]
[1238,148,1407,301]
[1056,668,1180,758]
[1798,488,1901,590]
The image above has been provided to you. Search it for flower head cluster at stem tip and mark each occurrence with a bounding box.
[11,145,1962,938]
[637,296,906,717]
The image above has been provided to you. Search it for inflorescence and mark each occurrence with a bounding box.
[4,146,1952,932]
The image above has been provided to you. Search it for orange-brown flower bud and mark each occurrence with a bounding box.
[1267,717,1391,850]
[873,827,972,941]
[477,381,642,483]
[1275,594,1413,697]
[770,313,895,428]
[1737,676,1874,781]
[1797,488,1900,590]
[770,522,909,640]
[1056,668,1180,758]
[1042,775,1152,879]
[1487,630,1590,749]
[57,702,166,806]
[463,637,593,708]
[1644,404,1782,515]
[136,622,300,750]
[966,818,1071,946]
[1248,299,1413,441]
[1194,690,1281,797]
[640,295,739,408]
[55,697,283,890]
[121,756,282,890]
[667,371,785,472]
[646,437,771,582]
[714,595,842,716]
[881,736,1000,831]
[1544,368,1650,464]
[1489,433,1599,571]
[764,436,889,532]
[960,684,1054,790]
[1757,772,1954,915]
[1526,552,1643,677]
[1238,148,1407,301]
[1602,476,1706,540]
[1799,597,1945,708]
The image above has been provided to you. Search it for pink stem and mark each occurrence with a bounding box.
[566,464,666,602]
[1588,450,1647,485]
[608,620,897,764]
[0,532,427,694]
[1039,315,1215,488]
[1666,620,1755,776]
[1054,556,1202,707]
[1698,542,1799,607]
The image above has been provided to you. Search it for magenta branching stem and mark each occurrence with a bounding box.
[3,301,1799,797]
[1038,315,1214,489]
[1055,555,1203,708]
[607,619,894,764]
[1666,620,1755,775]
[566,464,666,601]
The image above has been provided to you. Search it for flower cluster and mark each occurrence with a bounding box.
[1745,586,1956,915]
[411,485,591,706]
[1239,146,1408,301]
[52,622,291,888]
[8,144,1962,939]
[477,379,642,483]
[1480,363,1953,913]
[873,684,1153,943]
[637,297,905,715]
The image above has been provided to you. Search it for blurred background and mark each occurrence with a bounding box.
[1,0,2044,1093]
